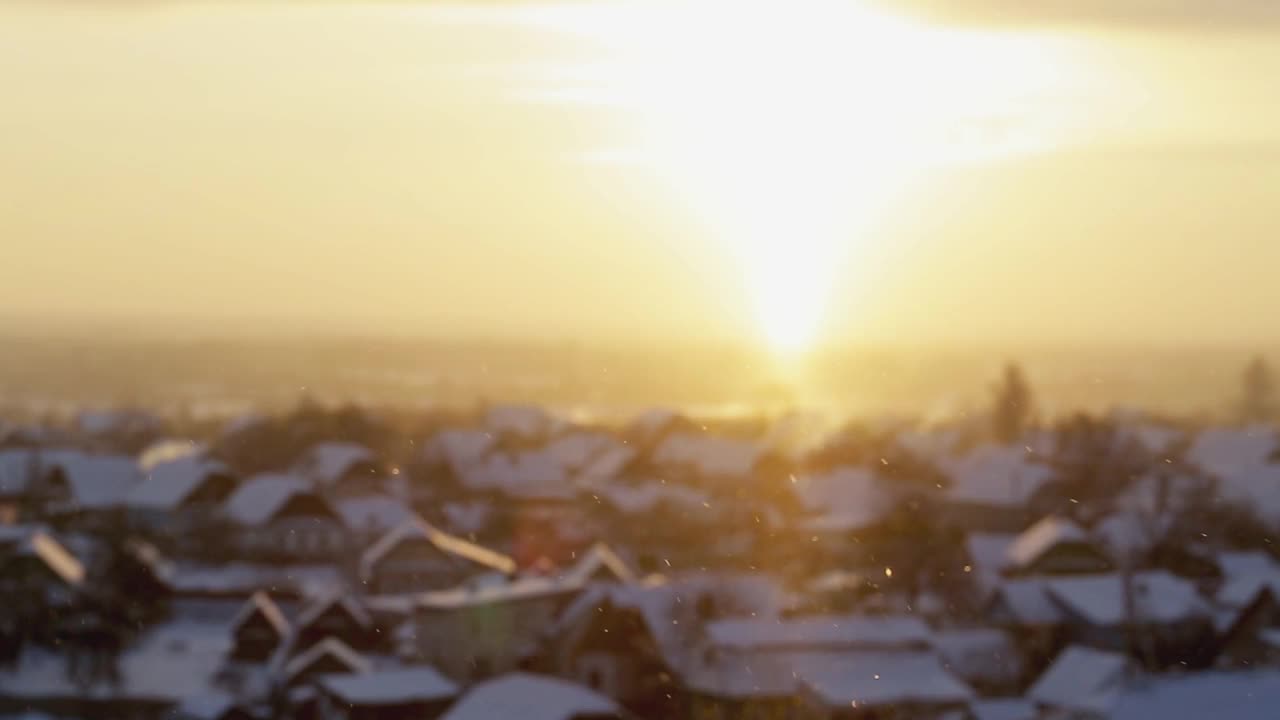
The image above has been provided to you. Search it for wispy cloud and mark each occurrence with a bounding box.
[885,0,1280,30]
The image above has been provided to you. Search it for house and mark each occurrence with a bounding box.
[291,594,378,655]
[172,693,256,720]
[439,672,623,720]
[223,474,348,562]
[932,628,1024,694]
[794,651,975,719]
[549,584,681,716]
[484,405,557,444]
[283,637,370,687]
[336,495,421,549]
[410,576,585,680]
[295,442,386,497]
[0,449,141,524]
[128,455,239,536]
[0,528,86,630]
[359,518,515,595]
[559,544,636,587]
[1214,586,1280,668]
[228,591,291,663]
[314,666,459,720]
[1027,645,1131,717]
[702,614,934,655]
[1105,668,1280,720]
[1001,516,1113,577]
[650,432,767,485]
[939,445,1054,533]
[414,430,497,501]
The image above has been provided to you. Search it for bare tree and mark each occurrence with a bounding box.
[991,363,1033,444]
[1240,355,1276,424]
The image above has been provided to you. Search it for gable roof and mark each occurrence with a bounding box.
[941,445,1053,508]
[440,673,620,720]
[561,543,635,586]
[795,650,974,709]
[358,518,515,581]
[283,637,369,682]
[705,615,932,653]
[223,473,327,526]
[423,430,496,473]
[229,591,289,638]
[294,442,378,485]
[334,495,419,534]
[129,455,234,510]
[15,530,85,586]
[1004,516,1092,572]
[317,666,458,705]
[792,467,896,533]
[1108,668,1280,720]
[1028,645,1130,713]
[987,578,1062,625]
[1044,571,1209,626]
[0,449,143,509]
[295,594,372,632]
[652,433,761,479]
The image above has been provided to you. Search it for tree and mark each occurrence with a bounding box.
[1046,413,1149,517]
[991,363,1033,444]
[1240,356,1276,424]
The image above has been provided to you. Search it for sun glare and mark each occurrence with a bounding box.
[525,0,1081,354]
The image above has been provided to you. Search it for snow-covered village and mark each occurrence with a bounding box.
[0,361,1278,720]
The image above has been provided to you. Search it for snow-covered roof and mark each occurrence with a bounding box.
[574,445,638,485]
[965,533,1017,595]
[283,637,369,682]
[0,449,143,509]
[335,495,419,534]
[294,442,378,485]
[168,562,344,598]
[440,673,621,720]
[541,432,618,474]
[1027,645,1129,714]
[1003,516,1091,572]
[461,450,577,501]
[941,445,1053,508]
[705,615,931,653]
[1217,572,1280,610]
[317,666,459,705]
[969,698,1037,720]
[358,518,515,581]
[0,620,230,703]
[932,628,1020,682]
[1187,425,1278,478]
[485,405,554,439]
[988,578,1062,625]
[229,591,289,637]
[1107,669,1280,720]
[792,467,896,533]
[652,433,761,480]
[1045,571,1209,626]
[173,692,237,720]
[415,575,580,611]
[795,650,974,709]
[222,473,320,526]
[129,455,233,510]
[442,501,491,534]
[595,482,709,515]
[0,449,37,496]
[424,429,496,472]
[295,594,372,632]
[561,543,635,586]
[137,439,204,473]
[10,529,84,586]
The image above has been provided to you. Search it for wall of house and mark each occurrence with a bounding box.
[413,593,575,680]
[369,540,468,595]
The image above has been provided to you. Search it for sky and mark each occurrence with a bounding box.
[2,1,1278,351]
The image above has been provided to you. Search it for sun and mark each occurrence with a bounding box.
[524,0,1079,354]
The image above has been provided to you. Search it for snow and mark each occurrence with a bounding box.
[129,455,232,510]
[1218,551,1278,579]
[222,473,313,526]
[1027,645,1130,714]
[652,433,761,480]
[988,578,1062,625]
[560,543,635,586]
[358,518,515,582]
[932,629,1021,684]
[1044,571,1209,625]
[595,482,709,515]
[414,575,578,611]
[1186,426,1280,522]
[574,445,637,485]
[792,467,896,533]
[705,615,931,653]
[969,698,1037,720]
[295,594,373,631]
[424,429,496,473]
[941,445,1053,508]
[1108,670,1280,720]
[965,533,1017,595]
[18,529,84,586]
[0,449,144,509]
[541,432,617,473]
[174,692,236,720]
[335,495,419,533]
[442,501,491,534]
[317,666,458,705]
[168,562,344,598]
[137,439,204,473]
[794,651,974,709]
[229,591,290,637]
[440,673,621,720]
[0,620,231,703]
[1003,516,1090,572]
[1217,572,1280,610]
[283,637,369,681]
[295,442,377,485]
[462,451,577,501]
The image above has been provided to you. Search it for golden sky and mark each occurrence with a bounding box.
[2,1,1278,350]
